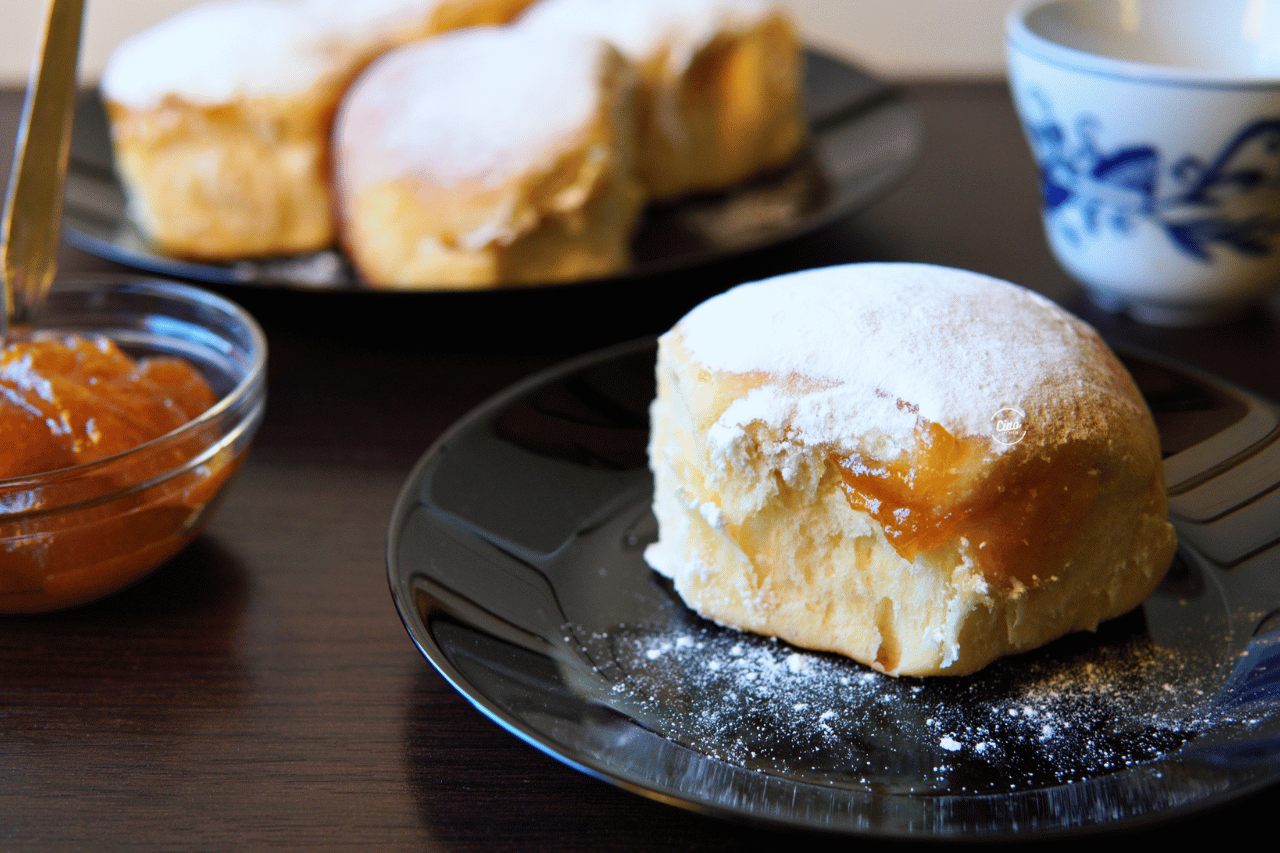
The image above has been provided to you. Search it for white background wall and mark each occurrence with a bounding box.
[0,0,1014,85]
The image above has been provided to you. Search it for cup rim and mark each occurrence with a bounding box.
[0,276,267,492]
[1006,0,1280,89]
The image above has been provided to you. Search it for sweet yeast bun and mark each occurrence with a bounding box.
[516,0,806,199]
[100,0,536,260]
[333,26,645,288]
[645,263,1176,677]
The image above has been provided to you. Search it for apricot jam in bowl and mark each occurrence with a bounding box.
[0,277,266,613]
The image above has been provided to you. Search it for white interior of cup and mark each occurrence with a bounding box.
[1012,0,1280,79]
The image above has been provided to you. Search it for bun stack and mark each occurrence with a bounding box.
[100,0,805,285]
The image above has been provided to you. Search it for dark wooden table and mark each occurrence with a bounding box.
[2,82,1278,851]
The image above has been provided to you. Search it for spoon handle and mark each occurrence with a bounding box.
[1,0,85,333]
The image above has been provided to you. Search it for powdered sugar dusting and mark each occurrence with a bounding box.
[336,26,608,188]
[103,1,334,106]
[102,0,450,108]
[671,263,1109,455]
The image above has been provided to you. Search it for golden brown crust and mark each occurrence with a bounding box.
[425,0,537,33]
[634,11,806,198]
[107,85,342,260]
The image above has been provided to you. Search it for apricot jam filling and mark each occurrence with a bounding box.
[1,335,216,480]
[833,420,1101,587]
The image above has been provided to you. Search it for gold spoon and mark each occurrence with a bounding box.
[0,0,85,339]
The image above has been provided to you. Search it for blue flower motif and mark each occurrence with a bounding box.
[1020,92,1280,263]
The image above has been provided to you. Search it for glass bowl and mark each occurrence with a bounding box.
[0,277,266,613]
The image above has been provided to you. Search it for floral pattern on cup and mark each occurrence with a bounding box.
[1021,90,1280,263]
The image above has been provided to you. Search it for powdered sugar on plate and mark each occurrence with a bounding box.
[574,602,1240,795]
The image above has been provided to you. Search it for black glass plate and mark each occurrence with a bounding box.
[63,52,919,292]
[387,338,1280,838]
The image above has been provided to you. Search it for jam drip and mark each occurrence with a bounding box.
[834,421,1100,587]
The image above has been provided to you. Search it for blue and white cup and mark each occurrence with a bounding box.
[1007,0,1280,326]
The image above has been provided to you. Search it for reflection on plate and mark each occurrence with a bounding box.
[63,52,919,293]
[387,338,1280,838]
